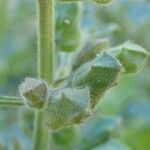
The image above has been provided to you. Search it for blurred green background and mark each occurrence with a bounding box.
[0,0,150,149]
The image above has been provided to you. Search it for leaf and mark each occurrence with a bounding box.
[72,38,109,71]
[52,126,76,145]
[43,88,92,130]
[108,41,149,73]
[77,116,122,150]
[56,3,82,52]
[69,52,122,108]
[93,139,131,150]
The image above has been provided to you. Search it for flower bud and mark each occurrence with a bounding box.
[19,78,48,109]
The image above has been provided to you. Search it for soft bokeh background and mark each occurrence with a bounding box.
[0,0,150,149]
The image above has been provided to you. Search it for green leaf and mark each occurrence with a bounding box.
[108,41,149,73]
[72,38,109,71]
[52,127,76,145]
[77,116,122,149]
[56,3,82,52]
[43,88,91,130]
[69,52,122,108]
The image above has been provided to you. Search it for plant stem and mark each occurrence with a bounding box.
[0,96,24,107]
[33,0,55,150]
[37,0,55,82]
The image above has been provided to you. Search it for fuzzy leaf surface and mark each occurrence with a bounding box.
[43,88,91,130]
[108,41,149,73]
[69,53,122,108]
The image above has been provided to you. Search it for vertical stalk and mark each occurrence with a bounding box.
[33,0,55,150]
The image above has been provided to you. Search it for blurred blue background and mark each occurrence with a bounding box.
[0,0,150,149]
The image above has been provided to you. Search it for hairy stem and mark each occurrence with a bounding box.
[0,96,24,107]
[33,0,55,150]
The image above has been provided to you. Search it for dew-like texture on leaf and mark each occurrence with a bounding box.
[108,41,149,73]
[70,53,122,108]
[43,88,91,130]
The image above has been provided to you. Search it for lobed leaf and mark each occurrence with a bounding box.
[69,52,122,108]
[108,41,149,73]
[43,87,92,130]
[72,38,109,71]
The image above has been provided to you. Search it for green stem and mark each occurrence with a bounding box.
[33,0,55,150]
[0,96,24,107]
